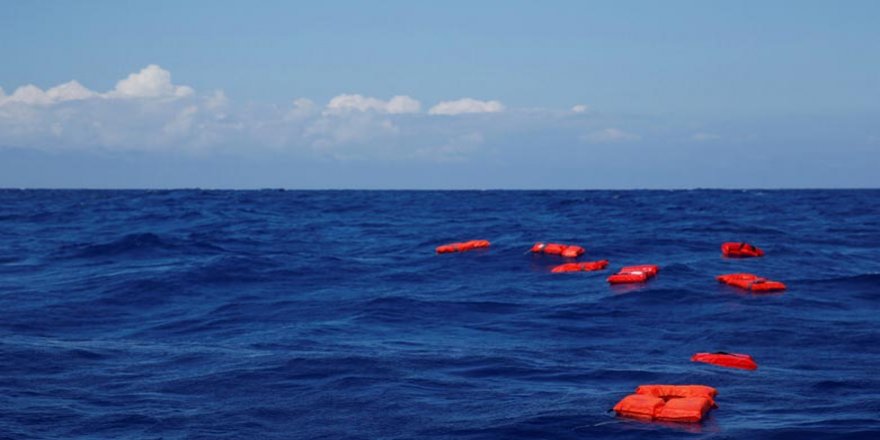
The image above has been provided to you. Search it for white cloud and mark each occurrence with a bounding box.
[428,98,504,115]
[0,64,649,160]
[204,90,229,112]
[571,104,589,113]
[581,128,641,143]
[0,81,97,107]
[385,95,421,114]
[47,81,98,102]
[306,112,399,147]
[104,64,194,99]
[0,64,191,108]
[3,85,54,105]
[286,98,316,121]
[691,132,720,141]
[293,98,314,110]
[323,94,420,115]
[413,132,484,162]
[163,105,199,137]
[0,66,201,151]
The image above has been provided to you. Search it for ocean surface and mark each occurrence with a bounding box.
[0,189,878,439]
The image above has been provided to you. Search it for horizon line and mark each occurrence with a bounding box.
[2,187,878,191]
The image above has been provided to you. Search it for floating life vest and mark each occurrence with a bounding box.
[613,384,718,423]
[435,239,490,254]
[691,352,758,370]
[607,265,659,284]
[716,273,786,292]
[721,242,764,258]
[551,260,609,273]
[531,242,585,258]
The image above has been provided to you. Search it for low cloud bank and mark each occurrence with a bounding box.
[2,65,646,163]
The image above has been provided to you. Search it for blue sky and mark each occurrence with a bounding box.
[1,1,878,188]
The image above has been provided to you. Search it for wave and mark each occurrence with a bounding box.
[54,232,230,261]
[353,296,526,325]
[798,273,880,286]
[58,232,174,258]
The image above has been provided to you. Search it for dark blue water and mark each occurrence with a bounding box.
[1,190,878,439]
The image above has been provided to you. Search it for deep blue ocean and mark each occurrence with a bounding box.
[1,189,878,439]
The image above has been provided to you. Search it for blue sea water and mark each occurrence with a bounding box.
[0,189,878,439]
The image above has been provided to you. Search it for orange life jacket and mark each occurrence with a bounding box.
[435,240,490,254]
[607,264,659,284]
[716,273,786,292]
[551,260,609,273]
[721,242,764,258]
[613,385,718,423]
[530,242,585,258]
[691,352,758,370]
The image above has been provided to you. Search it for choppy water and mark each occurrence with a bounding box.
[0,189,878,439]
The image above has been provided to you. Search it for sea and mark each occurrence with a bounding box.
[0,189,878,439]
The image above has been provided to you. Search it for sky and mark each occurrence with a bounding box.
[1,0,878,189]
